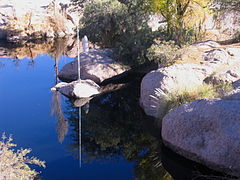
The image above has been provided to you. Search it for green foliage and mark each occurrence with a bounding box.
[146,39,181,66]
[116,27,156,66]
[0,134,45,180]
[146,0,212,45]
[79,0,155,66]
[80,0,125,47]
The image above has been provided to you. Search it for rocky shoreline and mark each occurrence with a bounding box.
[0,0,84,42]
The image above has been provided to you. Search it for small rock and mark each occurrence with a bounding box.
[53,79,100,98]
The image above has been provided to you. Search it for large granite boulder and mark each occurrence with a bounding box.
[162,98,240,177]
[140,64,213,118]
[58,49,127,84]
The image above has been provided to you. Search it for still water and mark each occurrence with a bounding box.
[0,45,173,180]
[0,40,233,180]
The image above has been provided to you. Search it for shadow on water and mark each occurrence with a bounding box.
[62,82,173,180]
[60,79,239,180]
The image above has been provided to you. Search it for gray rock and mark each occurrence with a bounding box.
[192,40,221,49]
[224,80,240,100]
[162,98,240,177]
[225,47,240,58]
[52,79,100,98]
[140,64,213,118]
[203,10,240,41]
[58,49,127,84]
[203,49,230,65]
[226,89,240,100]
[0,0,81,41]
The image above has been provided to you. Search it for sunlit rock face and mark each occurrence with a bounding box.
[162,98,240,177]
[140,64,213,118]
[203,10,240,42]
[0,0,81,41]
[140,41,240,118]
[52,79,100,98]
[58,48,128,84]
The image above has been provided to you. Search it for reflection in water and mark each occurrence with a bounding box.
[60,80,238,179]
[63,82,173,180]
[0,36,81,60]
[1,39,235,179]
[51,91,68,143]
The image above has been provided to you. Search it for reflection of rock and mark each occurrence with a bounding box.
[161,145,227,180]
[0,36,82,59]
[99,84,125,94]
[58,48,128,84]
[72,97,92,107]
[52,79,100,98]
[162,98,240,177]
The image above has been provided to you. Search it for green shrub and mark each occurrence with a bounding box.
[146,39,181,66]
[79,0,126,47]
[79,0,156,66]
[0,134,45,180]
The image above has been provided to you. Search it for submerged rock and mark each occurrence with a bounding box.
[58,48,127,84]
[52,79,100,98]
[162,98,240,177]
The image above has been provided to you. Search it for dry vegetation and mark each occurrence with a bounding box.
[0,134,45,180]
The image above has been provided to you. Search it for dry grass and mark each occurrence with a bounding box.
[163,82,233,114]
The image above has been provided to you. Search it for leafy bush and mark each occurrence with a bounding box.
[0,134,45,180]
[79,0,126,47]
[79,0,156,66]
[146,39,181,66]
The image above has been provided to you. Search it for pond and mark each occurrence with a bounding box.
[0,39,233,180]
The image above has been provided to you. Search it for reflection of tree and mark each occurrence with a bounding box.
[64,83,172,179]
[51,91,68,143]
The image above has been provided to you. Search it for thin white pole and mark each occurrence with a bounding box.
[77,20,82,168]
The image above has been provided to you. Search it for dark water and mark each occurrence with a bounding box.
[0,52,170,180]
[0,41,236,180]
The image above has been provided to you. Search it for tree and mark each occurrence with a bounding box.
[146,0,212,44]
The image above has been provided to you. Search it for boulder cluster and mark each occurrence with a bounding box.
[140,41,240,176]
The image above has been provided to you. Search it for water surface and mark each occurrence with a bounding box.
[0,40,233,180]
